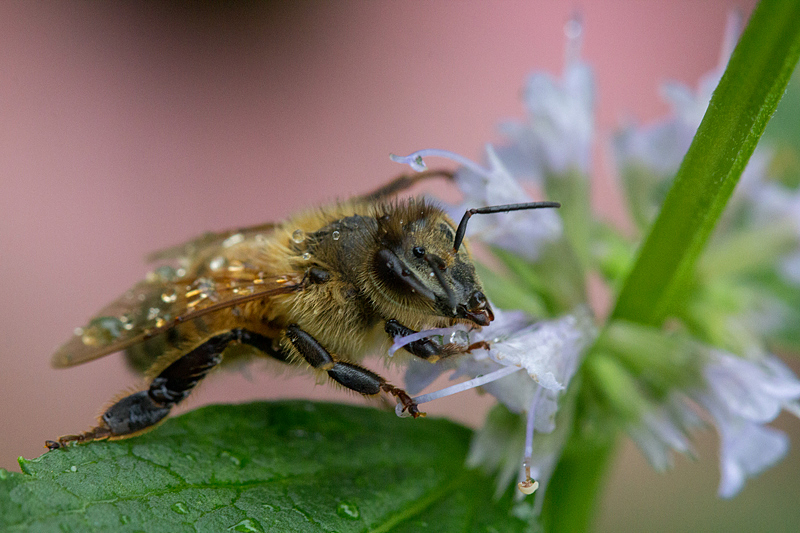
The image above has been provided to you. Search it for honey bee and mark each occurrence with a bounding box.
[46,170,559,450]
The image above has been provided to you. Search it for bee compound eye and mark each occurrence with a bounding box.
[412,246,426,258]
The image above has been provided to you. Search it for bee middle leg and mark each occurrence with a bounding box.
[284,324,422,418]
[46,329,280,450]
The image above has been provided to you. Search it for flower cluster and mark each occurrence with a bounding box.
[388,13,800,510]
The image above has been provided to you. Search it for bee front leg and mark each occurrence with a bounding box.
[284,324,423,418]
[384,319,483,363]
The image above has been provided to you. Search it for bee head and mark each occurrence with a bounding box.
[369,199,493,327]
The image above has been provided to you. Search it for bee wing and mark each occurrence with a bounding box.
[51,273,302,368]
[145,222,277,263]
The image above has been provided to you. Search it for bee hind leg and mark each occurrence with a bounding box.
[284,324,423,418]
[46,331,246,450]
[360,169,454,201]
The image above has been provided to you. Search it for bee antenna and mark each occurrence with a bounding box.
[452,201,561,252]
[424,254,457,314]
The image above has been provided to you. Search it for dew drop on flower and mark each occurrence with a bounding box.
[292,229,305,243]
[449,330,470,347]
[302,252,311,260]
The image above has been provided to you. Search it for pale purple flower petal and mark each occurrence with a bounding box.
[627,393,701,472]
[701,350,800,423]
[690,350,800,497]
[709,407,789,498]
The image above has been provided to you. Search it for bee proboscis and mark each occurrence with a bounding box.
[46,170,558,449]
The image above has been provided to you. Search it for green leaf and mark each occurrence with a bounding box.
[0,401,530,533]
[612,0,800,326]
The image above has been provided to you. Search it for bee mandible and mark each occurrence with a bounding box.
[46,170,559,450]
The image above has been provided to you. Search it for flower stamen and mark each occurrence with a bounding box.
[518,386,542,495]
[394,365,524,417]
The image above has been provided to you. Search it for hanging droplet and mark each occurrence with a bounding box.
[291,229,305,243]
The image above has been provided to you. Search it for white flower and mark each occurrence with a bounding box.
[392,305,595,500]
[398,307,594,414]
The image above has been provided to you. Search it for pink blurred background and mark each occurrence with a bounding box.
[5,1,799,530]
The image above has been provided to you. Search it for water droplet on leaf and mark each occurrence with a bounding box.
[336,502,360,520]
[220,450,242,467]
[171,502,189,514]
[228,518,264,532]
